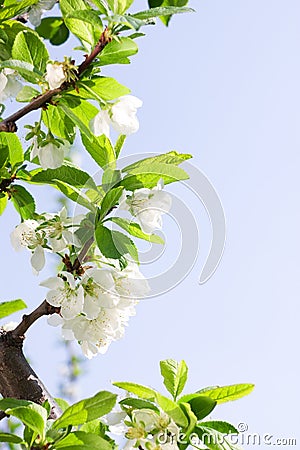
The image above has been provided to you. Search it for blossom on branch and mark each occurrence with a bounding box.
[122,180,172,234]
[45,62,67,90]
[31,139,65,169]
[0,69,22,103]
[91,95,142,137]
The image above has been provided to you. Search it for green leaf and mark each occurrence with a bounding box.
[95,225,138,261]
[42,105,75,143]
[36,17,69,46]
[114,134,126,158]
[0,398,31,410]
[155,393,188,428]
[123,151,192,172]
[12,30,49,74]
[53,391,117,429]
[0,433,23,444]
[133,5,193,20]
[81,133,115,169]
[30,164,95,189]
[0,21,27,61]
[54,398,70,413]
[55,430,112,450]
[99,37,138,66]
[0,0,38,21]
[113,382,157,400]
[16,85,40,102]
[160,359,188,400]
[76,77,130,102]
[0,59,43,84]
[65,10,102,48]
[196,384,255,404]
[179,402,197,436]
[110,217,164,244]
[0,299,27,319]
[5,404,47,439]
[55,180,96,212]
[187,396,217,421]
[0,132,23,169]
[59,96,98,140]
[194,426,241,450]
[199,421,239,434]
[0,194,7,215]
[59,0,88,16]
[119,398,159,413]
[11,185,36,220]
[120,162,189,190]
[99,186,124,220]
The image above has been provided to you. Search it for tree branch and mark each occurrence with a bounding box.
[12,300,60,338]
[0,27,112,133]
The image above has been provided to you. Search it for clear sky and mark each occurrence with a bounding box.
[1,1,300,448]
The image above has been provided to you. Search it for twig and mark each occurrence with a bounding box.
[12,300,59,338]
[0,28,112,133]
[72,236,94,272]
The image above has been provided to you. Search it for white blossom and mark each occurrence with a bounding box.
[10,220,46,273]
[0,69,22,103]
[90,95,142,137]
[48,260,150,358]
[31,139,65,169]
[90,110,111,138]
[111,95,142,135]
[45,63,67,90]
[41,272,84,319]
[0,321,18,332]
[42,207,82,252]
[122,180,172,234]
[28,0,57,27]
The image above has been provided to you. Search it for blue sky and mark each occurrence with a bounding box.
[1,1,300,448]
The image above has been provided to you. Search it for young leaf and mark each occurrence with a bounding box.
[187,395,217,421]
[99,37,138,66]
[114,134,126,158]
[123,151,192,172]
[133,5,193,21]
[99,186,124,220]
[59,0,88,17]
[36,17,70,46]
[12,30,49,74]
[0,59,43,84]
[0,299,27,319]
[59,95,98,140]
[30,164,95,189]
[199,421,239,434]
[0,132,24,169]
[112,382,157,400]
[81,133,115,169]
[64,10,102,51]
[119,398,159,413]
[54,430,112,450]
[4,404,47,439]
[42,105,75,143]
[95,225,138,261]
[53,391,117,429]
[155,393,188,428]
[11,185,36,220]
[55,180,96,212]
[196,384,255,404]
[0,0,38,21]
[16,85,40,103]
[76,77,130,102]
[0,194,7,216]
[160,359,188,400]
[110,217,164,244]
[0,433,23,444]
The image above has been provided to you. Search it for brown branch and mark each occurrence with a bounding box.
[0,28,112,133]
[12,300,60,338]
[72,236,94,272]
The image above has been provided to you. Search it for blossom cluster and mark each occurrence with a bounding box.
[106,408,180,450]
[10,207,82,273]
[45,260,150,359]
